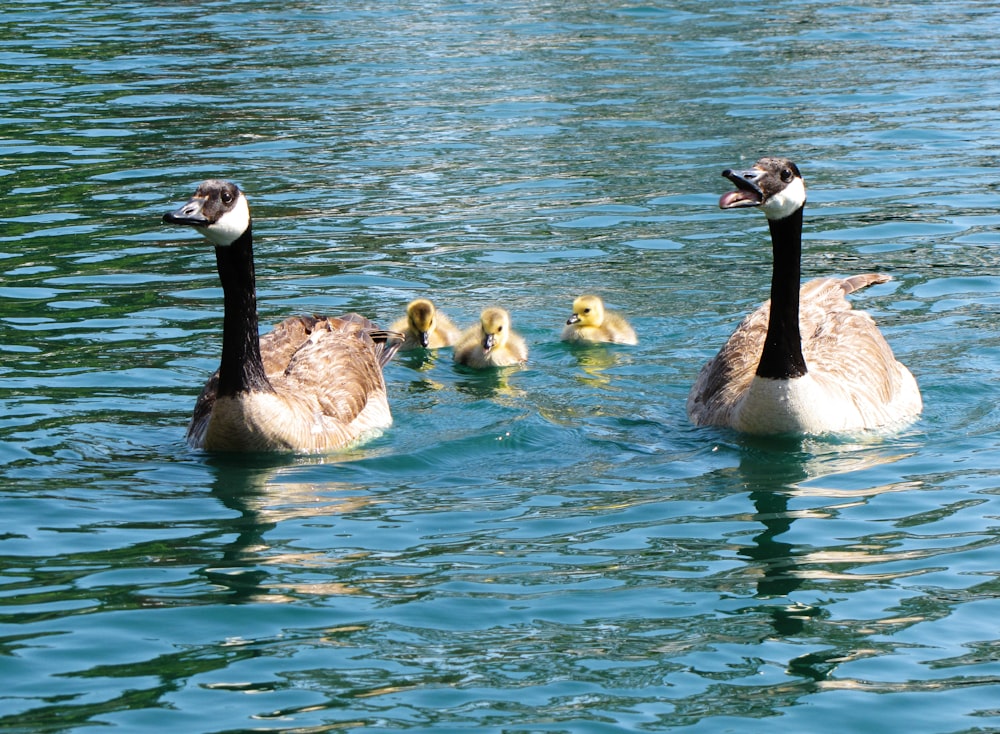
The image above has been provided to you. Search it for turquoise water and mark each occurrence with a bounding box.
[4,0,1000,731]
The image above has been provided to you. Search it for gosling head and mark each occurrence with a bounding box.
[163,179,251,247]
[479,307,512,354]
[719,157,806,221]
[566,294,606,328]
[406,298,437,348]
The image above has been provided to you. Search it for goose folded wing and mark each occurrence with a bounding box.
[802,309,906,420]
[277,323,389,425]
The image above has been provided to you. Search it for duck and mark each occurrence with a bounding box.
[453,307,528,368]
[390,298,462,350]
[162,179,403,453]
[686,157,922,435]
[561,294,637,345]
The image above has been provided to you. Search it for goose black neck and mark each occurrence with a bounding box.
[213,226,273,397]
[756,207,808,380]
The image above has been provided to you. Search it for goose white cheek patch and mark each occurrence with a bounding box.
[762,177,806,220]
[201,194,251,246]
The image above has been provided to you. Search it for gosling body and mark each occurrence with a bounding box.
[453,307,528,368]
[561,294,637,345]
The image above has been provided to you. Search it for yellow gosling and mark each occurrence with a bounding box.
[453,307,528,368]
[391,298,462,350]
[561,294,637,345]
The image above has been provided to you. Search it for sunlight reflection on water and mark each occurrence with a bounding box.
[2,1,1000,732]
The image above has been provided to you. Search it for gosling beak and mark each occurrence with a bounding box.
[163,195,210,227]
[482,333,496,353]
[566,313,580,326]
[419,331,430,348]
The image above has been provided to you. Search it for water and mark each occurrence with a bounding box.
[3,0,1000,731]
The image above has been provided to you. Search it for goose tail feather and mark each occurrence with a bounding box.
[841,273,891,294]
[370,329,405,367]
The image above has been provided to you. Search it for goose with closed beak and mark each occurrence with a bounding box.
[163,179,402,452]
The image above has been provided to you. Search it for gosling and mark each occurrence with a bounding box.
[391,298,462,350]
[453,307,528,368]
[561,295,637,345]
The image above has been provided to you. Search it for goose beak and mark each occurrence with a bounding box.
[482,333,496,353]
[566,313,580,326]
[419,331,430,348]
[163,196,209,227]
[719,167,764,209]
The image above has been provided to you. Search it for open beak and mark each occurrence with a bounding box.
[719,167,764,209]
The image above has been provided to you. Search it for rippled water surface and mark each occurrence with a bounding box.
[4,1,1000,731]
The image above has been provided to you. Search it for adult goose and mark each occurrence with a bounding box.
[163,179,402,453]
[687,157,921,435]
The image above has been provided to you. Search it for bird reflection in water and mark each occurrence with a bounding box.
[204,454,379,604]
[734,436,919,640]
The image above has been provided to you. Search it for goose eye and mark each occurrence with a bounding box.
[583,308,591,314]
[221,190,233,204]
[780,168,793,182]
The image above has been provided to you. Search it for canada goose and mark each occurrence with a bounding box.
[391,298,462,350]
[687,157,922,435]
[453,307,528,368]
[561,294,637,345]
[163,179,402,452]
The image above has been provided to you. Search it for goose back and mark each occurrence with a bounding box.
[688,275,921,433]
[188,313,402,452]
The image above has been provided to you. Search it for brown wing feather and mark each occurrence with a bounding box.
[187,372,218,447]
[798,279,911,424]
[277,316,386,421]
[840,273,890,295]
[259,314,324,377]
[687,302,769,426]
[688,275,901,426]
[186,313,403,449]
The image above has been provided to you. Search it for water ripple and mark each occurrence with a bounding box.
[3,0,1000,731]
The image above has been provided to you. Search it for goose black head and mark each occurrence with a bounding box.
[163,179,251,247]
[719,157,806,221]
